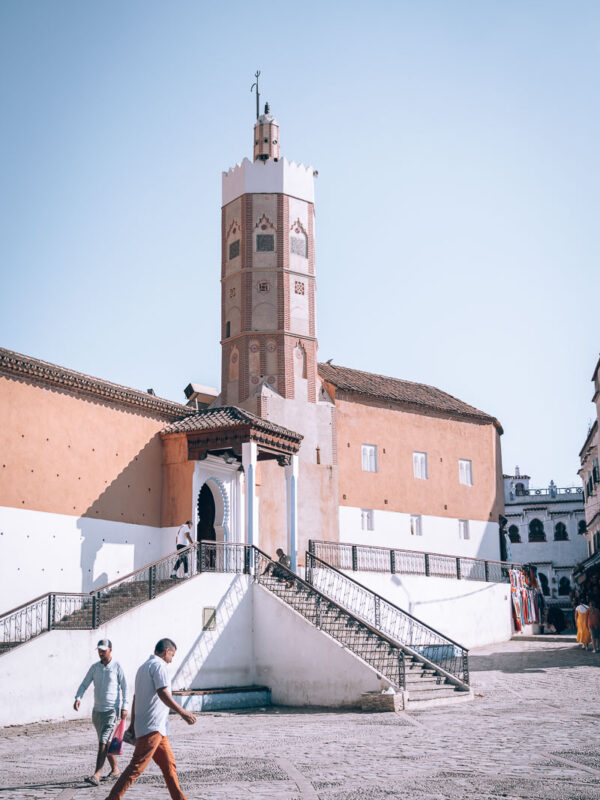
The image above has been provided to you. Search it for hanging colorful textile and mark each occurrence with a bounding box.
[509,567,541,628]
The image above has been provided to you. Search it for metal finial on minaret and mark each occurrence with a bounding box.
[264,102,270,114]
[251,70,261,120]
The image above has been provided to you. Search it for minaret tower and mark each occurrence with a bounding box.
[220,100,317,408]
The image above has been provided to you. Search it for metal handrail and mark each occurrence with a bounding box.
[0,541,251,650]
[311,539,521,568]
[309,539,521,580]
[306,551,468,651]
[0,591,88,623]
[89,544,199,594]
[254,546,469,690]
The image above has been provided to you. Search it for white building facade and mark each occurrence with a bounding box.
[503,467,587,597]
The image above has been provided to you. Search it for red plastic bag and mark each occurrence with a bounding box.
[108,718,126,755]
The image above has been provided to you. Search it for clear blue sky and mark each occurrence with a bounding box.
[1,1,598,487]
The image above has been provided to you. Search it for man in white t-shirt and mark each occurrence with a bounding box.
[170,521,194,579]
[104,638,196,800]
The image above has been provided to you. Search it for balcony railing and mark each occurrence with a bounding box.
[510,486,584,500]
[308,540,520,583]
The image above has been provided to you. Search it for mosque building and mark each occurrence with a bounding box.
[0,101,505,611]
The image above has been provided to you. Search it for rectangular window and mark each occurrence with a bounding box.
[229,239,240,260]
[458,519,470,540]
[361,509,374,531]
[459,459,473,486]
[410,514,422,536]
[413,451,428,480]
[361,444,378,472]
[256,233,275,252]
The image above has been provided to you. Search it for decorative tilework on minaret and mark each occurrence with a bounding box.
[221,106,317,407]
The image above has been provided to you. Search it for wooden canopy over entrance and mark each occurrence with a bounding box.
[162,405,302,466]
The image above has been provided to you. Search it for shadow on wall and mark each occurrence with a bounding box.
[173,576,253,689]
[77,436,164,591]
[388,573,502,617]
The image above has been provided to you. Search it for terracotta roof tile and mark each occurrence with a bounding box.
[163,406,303,440]
[0,347,192,420]
[318,362,501,430]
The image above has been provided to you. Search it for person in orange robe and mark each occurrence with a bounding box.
[575,600,591,649]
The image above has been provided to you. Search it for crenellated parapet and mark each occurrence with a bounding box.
[222,157,315,205]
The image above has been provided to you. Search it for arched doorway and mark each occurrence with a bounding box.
[197,483,217,543]
[558,576,571,596]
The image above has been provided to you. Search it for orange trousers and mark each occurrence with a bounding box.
[105,731,186,800]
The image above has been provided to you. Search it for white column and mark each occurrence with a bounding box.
[242,442,258,549]
[285,455,299,572]
[234,467,245,543]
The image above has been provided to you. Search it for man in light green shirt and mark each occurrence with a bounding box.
[74,639,128,786]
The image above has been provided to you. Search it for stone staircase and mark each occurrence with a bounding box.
[2,543,472,710]
[52,578,180,630]
[257,571,472,709]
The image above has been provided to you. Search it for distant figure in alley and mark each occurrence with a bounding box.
[105,637,196,800]
[74,638,128,786]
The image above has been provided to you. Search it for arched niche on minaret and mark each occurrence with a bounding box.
[228,345,240,382]
[266,339,278,392]
[293,342,308,402]
[253,277,276,331]
[225,219,241,276]
[253,213,277,268]
[227,344,240,404]
[249,338,261,389]
[288,206,311,276]
[289,218,308,258]
[290,272,309,337]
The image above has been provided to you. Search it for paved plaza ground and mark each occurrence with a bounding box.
[0,639,599,800]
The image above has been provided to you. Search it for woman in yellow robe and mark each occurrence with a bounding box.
[576,601,591,649]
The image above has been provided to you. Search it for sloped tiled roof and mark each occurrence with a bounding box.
[0,346,193,420]
[164,405,302,441]
[318,362,502,431]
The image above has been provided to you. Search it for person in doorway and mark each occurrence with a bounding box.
[170,520,194,579]
[104,638,196,800]
[74,639,128,786]
[575,598,592,650]
[586,599,600,653]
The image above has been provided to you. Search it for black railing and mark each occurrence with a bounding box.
[309,540,520,584]
[253,547,409,688]
[0,541,252,652]
[305,551,469,686]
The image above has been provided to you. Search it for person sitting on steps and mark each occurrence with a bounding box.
[263,548,294,588]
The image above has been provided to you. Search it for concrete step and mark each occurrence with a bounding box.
[406,686,459,701]
[406,689,473,710]
[173,685,271,712]
[404,675,443,687]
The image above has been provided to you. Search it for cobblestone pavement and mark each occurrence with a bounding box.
[1,640,599,800]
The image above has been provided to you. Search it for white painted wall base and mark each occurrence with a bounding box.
[0,506,175,611]
[0,574,253,727]
[253,586,389,707]
[0,566,511,727]
[339,506,501,561]
[346,571,512,649]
